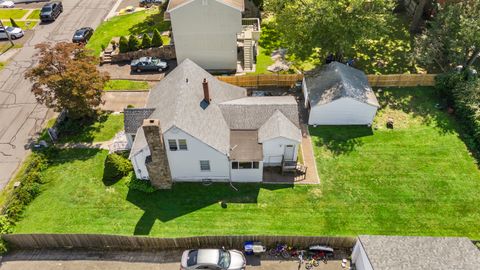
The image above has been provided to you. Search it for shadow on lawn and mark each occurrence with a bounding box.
[128,10,171,35]
[56,113,112,143]
[376,87,456,134]
[127,183,293,235]
[310,126,373,156]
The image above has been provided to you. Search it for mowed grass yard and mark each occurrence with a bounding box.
[13,88,480,238]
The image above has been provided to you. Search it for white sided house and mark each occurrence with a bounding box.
[303,62,380,126]
[165,0,260,72]
[124,59,301,188]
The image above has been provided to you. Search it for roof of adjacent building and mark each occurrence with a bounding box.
[219,96,300,130]
[304,62,379,107]
[145,58,246,155]
[124,108,155,134]
[258,110,302,143]
[358,235,480,270]
[166,0,245,12]
[229,130,263,161]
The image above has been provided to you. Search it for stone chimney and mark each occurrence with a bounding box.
[142,119,172,189]
[202,78,210,104]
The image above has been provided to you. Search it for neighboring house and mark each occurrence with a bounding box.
[165,0,260,72]
[303,62,379,126]
[352,235,480,270]
[124,59,301,188]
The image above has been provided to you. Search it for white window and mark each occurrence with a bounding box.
[168,139,178,151]
[231,161,260,169]
[200,160,210,171]
[178,139,188,150]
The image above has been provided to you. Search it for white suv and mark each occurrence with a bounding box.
[0,26,24,40]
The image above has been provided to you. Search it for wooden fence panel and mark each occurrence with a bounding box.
[216,74,436,88]
[2,234,357,251]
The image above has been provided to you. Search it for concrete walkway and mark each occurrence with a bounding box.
[300,124,320,184]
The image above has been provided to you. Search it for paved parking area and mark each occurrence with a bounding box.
[98,60,177,81]
[0,250,350,270]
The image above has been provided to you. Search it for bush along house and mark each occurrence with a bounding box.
[124,59,301,188]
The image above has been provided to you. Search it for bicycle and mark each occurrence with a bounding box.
[268,243,291,259]
[304,257,319,270]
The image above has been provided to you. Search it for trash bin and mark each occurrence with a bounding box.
[244,241,254,255]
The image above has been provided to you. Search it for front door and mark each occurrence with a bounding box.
[284,145,295,161]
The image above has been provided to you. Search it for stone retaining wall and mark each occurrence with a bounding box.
[108,45,176,63]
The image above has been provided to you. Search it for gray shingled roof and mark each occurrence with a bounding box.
[358,235,480,270]
[258,110,302,143]
[305,62,379,107]
[124,108,155,134]
[143,59,246,155]
[219,96,300,130]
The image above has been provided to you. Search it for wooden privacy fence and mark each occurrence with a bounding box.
[2,234,356,251]
[366,74,437,87]
[216,74,437,88]
[217,74,304,88]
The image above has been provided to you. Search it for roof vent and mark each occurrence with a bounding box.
[202,78,210,104]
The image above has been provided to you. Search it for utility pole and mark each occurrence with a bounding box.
[0,20,14,46]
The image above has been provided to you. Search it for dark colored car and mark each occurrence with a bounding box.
[130,57,168,73]
[139,0,164,7]
[40,1,63,22]
[72,27,94,43]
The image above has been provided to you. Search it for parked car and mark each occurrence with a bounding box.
[72,27,94,43]
[118,5,135,15]
[0,26,24,40]
[139,0,164,7]
[40,1,63,22]
[0,0,15,8]
[130,57,168,72]
[180,249,246,270]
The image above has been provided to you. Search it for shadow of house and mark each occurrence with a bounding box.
[56,113,111,143]
[128,11,171,36]
[310,126,373,156]
[126,183,293,235]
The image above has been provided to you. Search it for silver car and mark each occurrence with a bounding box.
[180,249,246,270]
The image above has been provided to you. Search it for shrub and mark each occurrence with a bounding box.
[103,153,133,182]
[151,29,163,47]
[141,34,152,49]
[119,36,129,53]
[128,35,141,52]
[9,18,19,28]
[126,177,156,193]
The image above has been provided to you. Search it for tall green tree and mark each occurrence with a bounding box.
[141,33,152,49]
[128,35,141,51]
[414,1,480,72]
[119,36,129,53]
[151,29,163,47]
[25,42,110,119]
[263,0,396,61]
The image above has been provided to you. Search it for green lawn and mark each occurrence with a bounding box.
[56,113,124,143]
[249,47,274,75]
[104,80,150,91]
[2,20,38,30]
[26,9,40,20]
[86,10,171,56]
[0,9,29,19]
[13,88,480,238]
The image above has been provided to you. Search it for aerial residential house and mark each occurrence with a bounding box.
[124,59,301,188]
[352,235,480,270]
[165,0,260,72]
[303,62,380,126]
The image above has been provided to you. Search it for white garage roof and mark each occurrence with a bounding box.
[304,62,379,108]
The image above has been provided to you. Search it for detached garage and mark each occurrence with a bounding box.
[303,62,379,125]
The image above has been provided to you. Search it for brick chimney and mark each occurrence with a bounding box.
[142,119,172,189]
[202,78,210,103]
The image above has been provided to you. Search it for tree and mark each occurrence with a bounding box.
[9,18,19,28]
[409,0,429,34]
[151,29,163,47]
[414,1,480,72]
[141,33,152,49]
[25,42,110,119]
[263,0,396,62]
[119,36,129,53]
[128,35,141,51]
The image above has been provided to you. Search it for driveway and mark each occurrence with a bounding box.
[0,0,118,189]
[99,60,177,81]
[0,250,350,270]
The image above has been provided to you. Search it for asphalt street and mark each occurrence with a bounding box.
[0,0,118,189]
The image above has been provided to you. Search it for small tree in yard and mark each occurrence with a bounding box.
[151,29,163,47]
[25,42,110,120]
[141,33,152,49]
[128,35,141,51]
[415,1,480,72]
[119,36,129,53]
[9,18,19,28]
